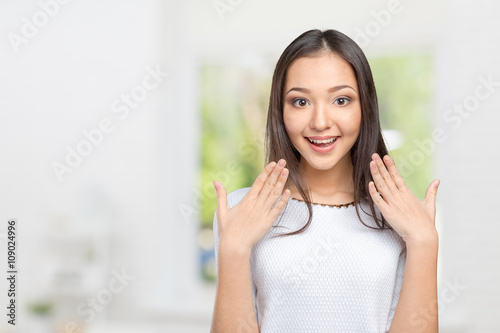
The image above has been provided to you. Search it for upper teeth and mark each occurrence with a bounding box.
[308,137,337,144]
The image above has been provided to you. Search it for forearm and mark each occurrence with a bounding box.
[389,232,439,333]
[210,241,259,333]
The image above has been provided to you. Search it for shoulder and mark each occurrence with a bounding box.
[226,187,251,209]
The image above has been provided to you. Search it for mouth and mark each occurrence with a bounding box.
[304,136,339,153]
[305,136,339,147]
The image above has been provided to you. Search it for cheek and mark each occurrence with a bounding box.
[283,112,299,136]
[341,109,362,136]
[283,112,305,150]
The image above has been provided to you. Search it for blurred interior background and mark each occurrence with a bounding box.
[1,0,499,332]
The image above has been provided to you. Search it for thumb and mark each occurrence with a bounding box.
[424,179,440,208]
[213,181,229,214]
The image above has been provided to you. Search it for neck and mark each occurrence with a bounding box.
[287,153,355,204]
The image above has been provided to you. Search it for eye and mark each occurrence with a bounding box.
[292,98,309,108]
[334,97,351,106]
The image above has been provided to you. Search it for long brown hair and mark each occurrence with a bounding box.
[265,29,393,238]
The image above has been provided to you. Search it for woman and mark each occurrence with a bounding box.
[210,29,440,333]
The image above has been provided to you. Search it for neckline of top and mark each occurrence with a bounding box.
[290,197,356,209]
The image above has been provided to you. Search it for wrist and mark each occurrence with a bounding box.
[405,229,439,249]
[219,239,253,258]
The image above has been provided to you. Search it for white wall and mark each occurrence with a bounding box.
[0,0,168,330]
[435,0,500,331]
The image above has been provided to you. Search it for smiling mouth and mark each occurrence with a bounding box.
[306,136,339,147]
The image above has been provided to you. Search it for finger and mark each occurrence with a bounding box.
[368,180,389,212]
[266,167,289,209]
[370,153,396,201]
[373,153,398,194]
[257,159,287,208]
[268,188,291,221]
[213,181,229,214]
[381,154,408,191]
[247,161,277,200]
[423,179,440,208]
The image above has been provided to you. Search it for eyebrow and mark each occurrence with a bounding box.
[285,85,357,96]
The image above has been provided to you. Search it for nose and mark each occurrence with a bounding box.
[309,102,333,131]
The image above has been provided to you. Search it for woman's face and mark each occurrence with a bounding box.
[283,52,362,171]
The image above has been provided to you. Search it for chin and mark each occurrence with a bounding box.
[302,155,340,170]
[314,162,339,171]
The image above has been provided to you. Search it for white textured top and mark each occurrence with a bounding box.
[213,187,407,333]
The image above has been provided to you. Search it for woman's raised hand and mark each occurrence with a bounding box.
[213,159,290,253]
[368,153,440,245]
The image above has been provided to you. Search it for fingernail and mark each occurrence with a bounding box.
[213,181,220,190]
[278,159,285,167]
[433,180,439,188]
